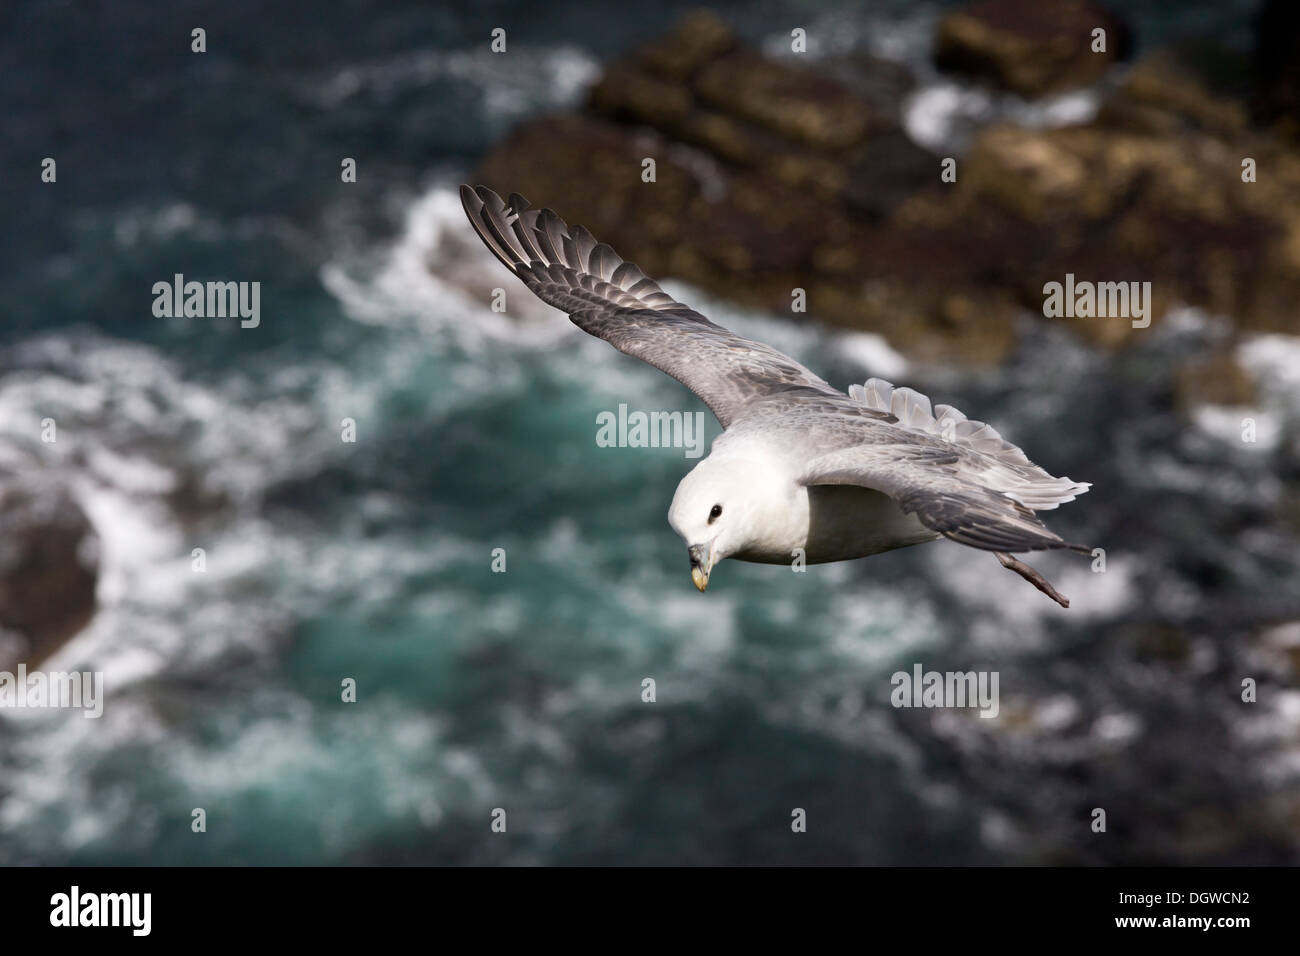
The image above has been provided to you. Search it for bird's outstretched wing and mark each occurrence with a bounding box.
[460,184,839,427]
[803,445,1088,552]
[798,378,1091,554]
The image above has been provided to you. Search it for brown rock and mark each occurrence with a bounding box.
[934,0,1129,98]
[1174,354,1258,414]
[0,468,99,669]
[588,62,694,131]
[632,9,737,82]
[467,8,1300,366]
[472,110,1018,364]
[693,49,872,151]
[949,122,1300,339]
[1101,44,1250,139]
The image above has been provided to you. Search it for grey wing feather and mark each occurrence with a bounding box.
[847,377,1090,511]
[800,443,1091,554]
[460,184,838,426]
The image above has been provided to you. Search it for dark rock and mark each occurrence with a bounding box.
[589,61,695,131]
[934,0,1129,98]
[934,120,1300,342]
[822,51,917,108]
[0,468,99,669]
[475,111,1017,364]
[469,10,1300,364]
[481,16,1021,363]
[1174,354,1257,415]
[692,49,871,151]
[1101,44,1250,139]
[630,9,736,82]
[1254,0,1300,138]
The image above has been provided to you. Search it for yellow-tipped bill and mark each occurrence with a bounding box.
[688,543,712,591]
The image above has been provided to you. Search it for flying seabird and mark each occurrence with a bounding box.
[460,185,1092,607]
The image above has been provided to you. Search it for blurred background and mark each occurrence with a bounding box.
[2,0,1299,864]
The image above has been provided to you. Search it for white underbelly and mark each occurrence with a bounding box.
[805,484,938,562]
[735,484,938,565]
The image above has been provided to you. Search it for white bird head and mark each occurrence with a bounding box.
[668,455,773,591]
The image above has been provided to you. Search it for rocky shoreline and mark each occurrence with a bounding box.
[471,2,1300,365]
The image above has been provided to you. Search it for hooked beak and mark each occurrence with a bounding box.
[688,543,713,592]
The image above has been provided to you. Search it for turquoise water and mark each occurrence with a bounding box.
[2,0,1298,865]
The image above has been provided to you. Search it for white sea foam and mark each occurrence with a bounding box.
[304,44,598,123]
[1180,333,1300,451]
[1240,333,1300,408]
[762,3,940,68]
[759,1,1103,155]
[903,82,1101,153]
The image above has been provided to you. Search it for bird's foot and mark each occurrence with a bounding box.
[994,551,1070,608]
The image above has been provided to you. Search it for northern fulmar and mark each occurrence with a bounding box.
[461,185,1092,607]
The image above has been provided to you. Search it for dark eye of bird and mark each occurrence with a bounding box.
[708,504,722,524]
